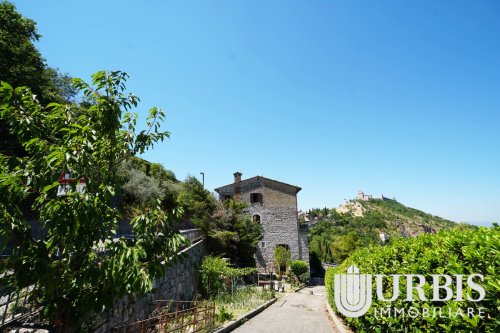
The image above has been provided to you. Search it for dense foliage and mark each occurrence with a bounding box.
[119,157,180,213]
[308,212,380,267]
[177,175,218,231]
[325,226,500,332]
[199,256,255,298]
[274,245,291,277]
[206,199,263,267]
[0,72,187,331]
[289,260,309,284]
[0,1,76,158]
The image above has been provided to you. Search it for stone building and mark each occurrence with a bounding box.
[357,191,373,201]
[214,172,309,271]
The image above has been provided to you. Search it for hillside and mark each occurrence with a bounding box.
[307,198,458,269]
[336,198,456,237]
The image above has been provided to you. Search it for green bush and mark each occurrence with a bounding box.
[200,256,228,298]
[121,164,164,204]
[289,260,309,284]
[274,246,291,277]
[215,306,234,323]
[325,226,500,332]
[199,256,255,298]
[205,199,263,267]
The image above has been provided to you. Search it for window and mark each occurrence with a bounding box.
[253,214,261,223]
[250,193,261,203]
[223,195,233,201]
[261,241,265,247]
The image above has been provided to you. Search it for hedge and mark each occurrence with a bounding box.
[325,226,500,332]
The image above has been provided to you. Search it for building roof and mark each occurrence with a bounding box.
[214,176,301,194]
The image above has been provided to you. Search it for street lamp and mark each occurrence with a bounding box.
[200,172,205,188]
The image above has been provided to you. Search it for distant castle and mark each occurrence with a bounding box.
[358,191,396,202]
[357,191,373,201]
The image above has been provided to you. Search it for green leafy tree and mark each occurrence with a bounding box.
[177,176,218,234]
[208,199,263,267]
[199,255,254,298]
[274,245,291,278]
[0,2,76,158]
[0,71,187,331]
[118,157,180,215]
[330,232,364,262]
[120,161,165,205]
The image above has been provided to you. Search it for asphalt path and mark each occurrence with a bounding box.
[233,286,334,333]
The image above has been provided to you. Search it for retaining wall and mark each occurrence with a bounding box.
[93,239,205,332]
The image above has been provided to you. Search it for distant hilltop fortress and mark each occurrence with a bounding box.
[336,191,398,217]
[358,191,396,202]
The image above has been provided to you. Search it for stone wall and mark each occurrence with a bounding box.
[215,175,310,272]
[298,226,309,265]
[240,185,301,270]
[217,176,308,271]
[93,239,205,332]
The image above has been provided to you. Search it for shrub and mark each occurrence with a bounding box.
[274,246,291,277]
[199,256,255,298]
[289,260,309,284]
[121,165,164,204]
[205,199,263,267]
[215,306,234,323]
[325,226,500,332]
[200,256,228,298]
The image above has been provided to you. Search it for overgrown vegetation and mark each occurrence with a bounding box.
[177,175,217,230]
[0,1,77,158]
[0,70,188,331]
[199,256,254,298]
[213,285,274,325]
[274,245,291,278]
[289,260,309,285]
[205,199,263,267]
[199,256,272,325]
[0,4,263,330]
[325,225,500,332]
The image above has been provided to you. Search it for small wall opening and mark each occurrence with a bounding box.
[250,193,262,204]
[253,214,261,223]
[276,244,290,251]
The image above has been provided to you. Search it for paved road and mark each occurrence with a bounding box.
[233,286,334,333]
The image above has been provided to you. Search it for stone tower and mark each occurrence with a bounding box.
[215,172,309,271]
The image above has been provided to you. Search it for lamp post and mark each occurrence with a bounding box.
[200,172,205,188]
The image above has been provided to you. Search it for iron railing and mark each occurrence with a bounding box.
[112,300,215,333]
[0,283,38,326]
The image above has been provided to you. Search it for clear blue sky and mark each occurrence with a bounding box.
[12,0,500,224]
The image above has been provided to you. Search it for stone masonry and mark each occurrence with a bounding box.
[215,172,309,271]
[93,239,205,332]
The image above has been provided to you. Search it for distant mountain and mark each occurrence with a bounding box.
[336,198,456,237]
[307,197,458,268]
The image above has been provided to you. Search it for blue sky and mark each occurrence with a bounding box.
[12,0,500,224]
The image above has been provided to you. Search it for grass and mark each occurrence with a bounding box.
[213,285,276,325]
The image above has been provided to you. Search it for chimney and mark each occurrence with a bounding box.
[233,172,242,201]
[233,172,242,183]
